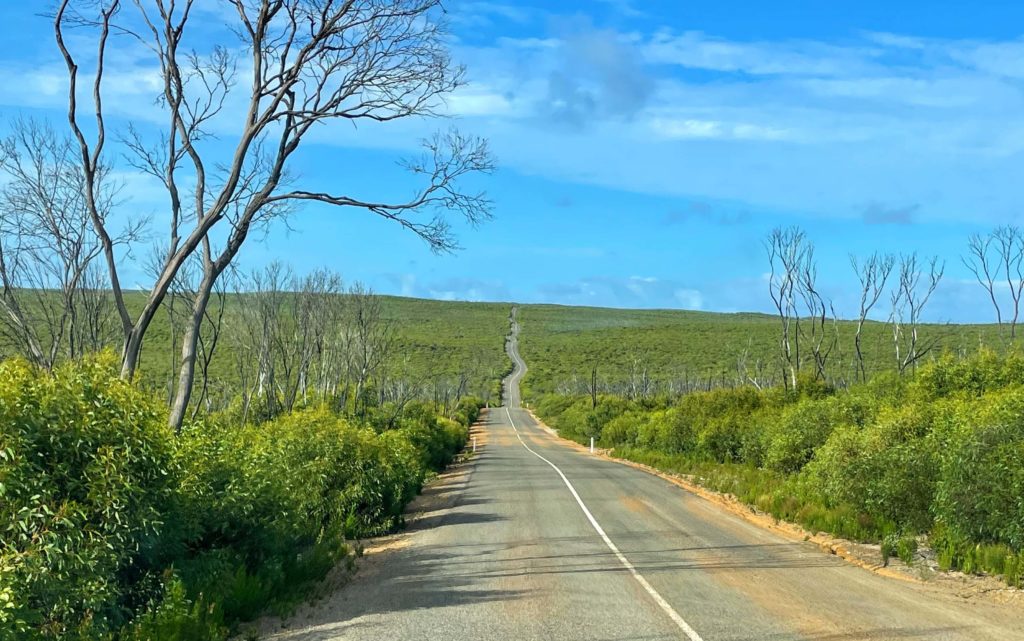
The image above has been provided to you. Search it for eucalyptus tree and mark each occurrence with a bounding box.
[766,227,809,389]
[890,254,945,374]
[53,0,493,430]
[963,227,1024,339]
[850,252,894,382]
[0,121,138,368]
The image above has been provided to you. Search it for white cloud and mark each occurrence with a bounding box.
[643,30,879,77]
[8,6,1024,227]
[674,288,704,310]
[446,87,515,117]
[649,117,790,141]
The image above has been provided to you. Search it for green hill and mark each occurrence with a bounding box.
[515,304,1001,398]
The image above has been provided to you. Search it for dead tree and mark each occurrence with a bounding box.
[736,340,768,390]
[851,252,895,382]
[53,0,493,430]
[965,227,1024,340]
[590,367,598,408]
[190,273,228,419]
[0,120,137,367]
[75,262,119,354]
[796,244,837,381]
[766,227,809,389]
[994,226,1024,339]
[964,232,1002,333]
[628,355,651,400]
[284,269,345,411]
[345,284,393,418]
[891,254,945,374]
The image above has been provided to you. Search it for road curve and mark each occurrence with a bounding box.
[264,310,1024,641]
[503,307,526,409]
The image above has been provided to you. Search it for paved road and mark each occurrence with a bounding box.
[267,309,1024,641]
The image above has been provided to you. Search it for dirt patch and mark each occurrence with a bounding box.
[522,408,1024,607]
[617,495,650,514]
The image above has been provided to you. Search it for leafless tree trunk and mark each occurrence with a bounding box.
[590,367,598,408]
[964,232,1002,333]
[0,120,136,368]
[75,262,119,354]
[190,273,228,420]
[54,0,493,430]
[851,252,894,382]
[796,245,836,381]
[891,254,945,374]
[965,227,1024,340]
[766,227,809,389]
[346,284,393,418]
[994,227,1024,339]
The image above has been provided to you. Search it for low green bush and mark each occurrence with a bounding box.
[0,355,176,639]
[534,349,1024,587]
[1,356,474,640]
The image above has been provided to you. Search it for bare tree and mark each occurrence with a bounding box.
[345,284,393,418]
[75,262,120,354]
[190,272,228,419]
[766,227,809,389]
[54,0,493,430]
[796,244,837,381]
[284,269,345,411]
[994,226,1024,338]
[0,120,135,368]
[964,232,1002,332]
[238,262,291,420]
[736,339,768,390]
[627,355,651,400]
[890,254,945,374]
[964,227,1024,340]
[850,252,895,382]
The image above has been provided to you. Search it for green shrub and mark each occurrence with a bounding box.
[763,399,842,473]
[536,349,1024,589]
[933,389,1024,550]
[807,403,940,535]
[118,574,225,641]
[2,356,474,641]
[0,355,176,639]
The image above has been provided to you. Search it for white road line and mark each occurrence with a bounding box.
[503,406,705,641]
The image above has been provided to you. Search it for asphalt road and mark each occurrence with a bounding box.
[266,310,1024,641]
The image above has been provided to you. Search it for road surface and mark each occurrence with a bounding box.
[265,309,1024,641]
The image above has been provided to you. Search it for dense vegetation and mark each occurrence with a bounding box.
[0,354,483,640]
[516,305,999,398]
[533,349,1024,586]
[128,292,511,407]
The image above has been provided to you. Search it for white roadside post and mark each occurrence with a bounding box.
[473,437,477,453]
[590,437,595,454]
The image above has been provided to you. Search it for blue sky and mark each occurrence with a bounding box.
[2,1,1024,321]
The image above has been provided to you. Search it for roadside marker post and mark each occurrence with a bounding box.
[473,437,477,453]
[590,437,595,454]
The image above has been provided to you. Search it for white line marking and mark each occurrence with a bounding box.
[504,406,704,641]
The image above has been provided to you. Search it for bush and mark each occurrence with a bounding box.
[0,355,176,639]
[1,357,474,640]
[933,389,1024,550]
[807,403,940,535]
[536,350,1024,587]
[763,399,839,473]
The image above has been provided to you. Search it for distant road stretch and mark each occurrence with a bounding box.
[267,308,1024,641]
